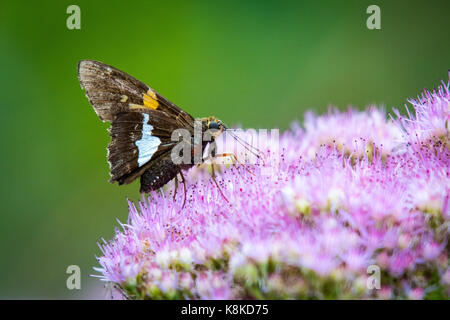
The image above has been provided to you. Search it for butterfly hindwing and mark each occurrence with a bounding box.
[139,151,181,193]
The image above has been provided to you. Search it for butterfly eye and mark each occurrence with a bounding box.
[208,121,220,130]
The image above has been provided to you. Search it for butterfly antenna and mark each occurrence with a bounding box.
[223,125,266,165]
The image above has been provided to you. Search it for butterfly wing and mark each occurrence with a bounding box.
[78,60,195,184]
[107,111,175,185]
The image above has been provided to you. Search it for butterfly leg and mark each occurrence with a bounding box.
[211,160,229,203]
[213,152,256,176]
[173,175,179,201]
[178,169,187,209]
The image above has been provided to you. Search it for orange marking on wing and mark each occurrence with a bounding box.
[143,89,159,110]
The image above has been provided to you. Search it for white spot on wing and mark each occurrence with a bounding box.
[136,113,161,167]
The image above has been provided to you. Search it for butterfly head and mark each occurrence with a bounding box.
[202,116,226,139]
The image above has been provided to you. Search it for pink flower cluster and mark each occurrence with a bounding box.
[95,76,449,299]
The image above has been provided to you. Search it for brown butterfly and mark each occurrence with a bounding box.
[78,60,255,206]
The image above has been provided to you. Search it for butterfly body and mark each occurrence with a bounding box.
[78,60,224,194]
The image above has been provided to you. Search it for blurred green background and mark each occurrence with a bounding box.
[0,0,448,298]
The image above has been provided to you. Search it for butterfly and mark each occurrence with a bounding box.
[78,60,256,207]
